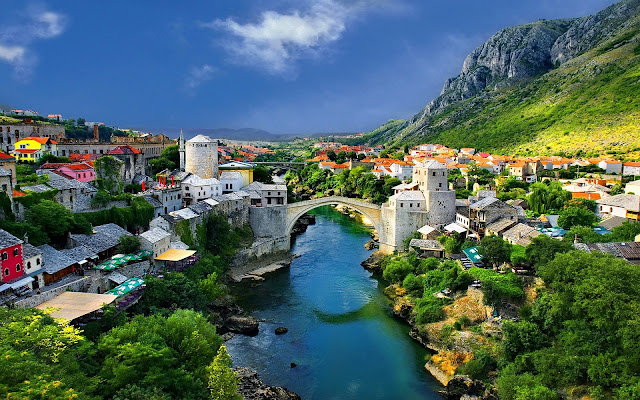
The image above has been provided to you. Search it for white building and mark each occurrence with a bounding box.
[598,160,623,174]
[388,162,414,182]
[626,180,640,195]
[220,171,243,194]
[242,182,287,207]
[22,243,44,290]
[139,228,171,261]
[596,194,640,220]
[623,162,640,177]
[181,174,221,206]
[388,191,426,210]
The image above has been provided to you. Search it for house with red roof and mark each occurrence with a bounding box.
[623,162,640,177]
[57,163,96,182]
[12,137,58,163]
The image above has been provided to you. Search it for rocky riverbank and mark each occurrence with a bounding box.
[234,367,301,400]
[360,251,496,400]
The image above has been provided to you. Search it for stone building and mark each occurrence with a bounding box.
[0,123,64,154]
[139,228,171,261]
[220,171,243,194]
[185,135,218,179]
[242,182,287,207]
[107,145,146,184]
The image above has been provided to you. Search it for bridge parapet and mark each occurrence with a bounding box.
[286,196,382,235]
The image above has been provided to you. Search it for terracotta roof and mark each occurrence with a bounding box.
[63,163,93,171]
[12,190,26,197]
[13,149,38,154]
[624,162,640,167]
[601,159,622,164]
[0,152,14,160]
[108,145,142,155]
[41,162,69,170]
[22,137,57,145]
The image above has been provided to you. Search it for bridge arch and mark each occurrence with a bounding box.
[286,196,382,236]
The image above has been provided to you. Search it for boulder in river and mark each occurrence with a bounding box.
[275,327,288,335]
[234,367,301,400]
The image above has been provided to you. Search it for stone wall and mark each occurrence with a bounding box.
[14,277,90,308]
[119,260,151,278]
[232,237,290,267]
[0,123,65,154]
[425,190,456,227]
[249,205,287,238]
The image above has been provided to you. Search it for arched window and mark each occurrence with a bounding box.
[3,268,8,276]
[16,263,21,272]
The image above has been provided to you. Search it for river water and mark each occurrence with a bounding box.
[227,206,443,399]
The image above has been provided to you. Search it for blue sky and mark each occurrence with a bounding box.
[0,0,619,135]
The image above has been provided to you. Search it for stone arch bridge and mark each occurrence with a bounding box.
[286,196,382,236]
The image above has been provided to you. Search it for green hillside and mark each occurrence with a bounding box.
[366,13,640,160]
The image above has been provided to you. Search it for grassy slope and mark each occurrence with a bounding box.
[368,19,640,160]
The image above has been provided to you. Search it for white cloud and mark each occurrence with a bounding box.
[185,64,217,89]
[204,0,386,74]
[0,7,67,81]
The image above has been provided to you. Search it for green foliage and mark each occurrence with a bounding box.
[13,187,57,208]
[253,165,273,183]
[416,257,440,274]
[510,244,527,266]
[610,183,624,195]
[133,273,210,315]
[207,345,241,400]
[402,273,424,297]
[382,258,414,283]
[458,349,497,380]
[26,200,74,244]
[176,219,194,248]
[198,273,226,302]
[415,296,446,324]
[149,145,179,175]
[497,250,640,396]
[37,153,71,165]
[82,197,154,232]
[557,206,597,229]
[197,214,249,259]
[98,310,222,399]
[0,308,96,398]
[94,155,123,194]
[118,235,141,254]
[525,235,574,268]
[479,235,512,266]
[527,181,571,215]
[468,268,524,305]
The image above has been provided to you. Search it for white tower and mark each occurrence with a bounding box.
[179,129,185,171]
[185,134,218,179]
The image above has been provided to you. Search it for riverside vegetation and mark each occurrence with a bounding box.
[368,220,640,399]
[0,214,258,399]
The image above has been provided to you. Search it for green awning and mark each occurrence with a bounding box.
[463,246,483,262]
[94,250,153,271]
[106,278,145,297]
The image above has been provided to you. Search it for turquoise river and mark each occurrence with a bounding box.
[226,206,443,399]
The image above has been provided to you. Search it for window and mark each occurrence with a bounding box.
[400,203,403,207]
[3,268,8,276]
[16,263,21,272]
[37,258,40,265]
[432,172,435,176]
[13,248,19,257]
[1,252,7,260]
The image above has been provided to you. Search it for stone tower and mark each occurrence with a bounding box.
[179,129,185,171]
[185,134,218,179]
[414,160,455,226]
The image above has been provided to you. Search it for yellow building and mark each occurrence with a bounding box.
[218,161,254,187]
[12,137,58,163]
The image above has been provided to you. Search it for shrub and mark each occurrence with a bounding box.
[383,258,414,283]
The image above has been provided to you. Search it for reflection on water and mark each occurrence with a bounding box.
[227,206,442,400]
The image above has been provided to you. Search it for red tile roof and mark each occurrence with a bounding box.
[63,163,93,171]
[108,145,142,155]
[0,151,14,160]
[12,190,26,198]
[13,149,38,154]
[41,162,69,170]
[22,136,57,145]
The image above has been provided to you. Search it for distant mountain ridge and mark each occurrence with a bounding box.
[366,0,640,159]
[139,127,356,142]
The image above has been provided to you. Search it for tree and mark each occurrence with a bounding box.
[26,200,74,243]
[557,207,596,230]
[118,235,141,254]
[207,345,240,400]
[347,150,357,160]
[525,235,573,268]
[37,154,71,165]
[382,258,414,283]
[94,156,124,194]
[326,150,337,161]
[480,235,512,266]
[77,117,86,126]
[610,183,624,195]
[253,166,273,183]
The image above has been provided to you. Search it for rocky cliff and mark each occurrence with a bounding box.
[368,0,640,157]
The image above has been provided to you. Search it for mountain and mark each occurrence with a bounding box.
[366,0,640,159]
[140,127,355,142]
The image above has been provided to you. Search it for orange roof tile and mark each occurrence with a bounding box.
[22,137,57,145]
[624,162,640,167]
[12,190,26,197]
[0,151,14,160]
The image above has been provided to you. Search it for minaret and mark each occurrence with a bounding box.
[179,129,185,171]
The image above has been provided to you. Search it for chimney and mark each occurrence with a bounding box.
[93,124,99,141]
